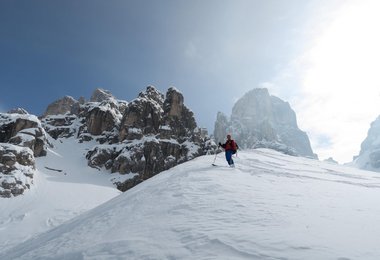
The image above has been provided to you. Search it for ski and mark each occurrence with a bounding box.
[212,164,236,168]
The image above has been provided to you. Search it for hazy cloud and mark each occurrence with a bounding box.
[264,0,380,163]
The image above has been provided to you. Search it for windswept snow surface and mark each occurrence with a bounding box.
[0,138,121,253]
[3,149,380,259]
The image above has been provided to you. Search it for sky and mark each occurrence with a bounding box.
[1,0,379,163]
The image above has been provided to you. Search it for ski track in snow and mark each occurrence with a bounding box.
[2,148,380,259]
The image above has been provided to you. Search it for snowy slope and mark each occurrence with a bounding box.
[0,138,121,253]
[2,149,380,259]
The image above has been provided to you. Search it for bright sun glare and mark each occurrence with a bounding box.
[296,0,380,163]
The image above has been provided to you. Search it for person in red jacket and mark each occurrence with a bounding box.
[219,134,238,167]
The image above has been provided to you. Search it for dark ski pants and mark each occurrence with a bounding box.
[225,150,234,165]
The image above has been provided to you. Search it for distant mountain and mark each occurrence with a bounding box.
[0,86,214,197]
[353,116,380,171]
[324,157,338,164]
[214,88,316,158]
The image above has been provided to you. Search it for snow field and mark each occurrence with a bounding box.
[2,149,380,259]
[0,138,121,253]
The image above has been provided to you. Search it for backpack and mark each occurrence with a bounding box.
[232,141,239,154]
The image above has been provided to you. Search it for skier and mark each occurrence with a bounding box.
[219,134,238,167]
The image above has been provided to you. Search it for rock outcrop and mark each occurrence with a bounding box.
[41,89,126,143]
[0,113,48,157]
[119,86,164,140]
[0,112,48,197]
[87,86,214,191]
[1,86,213,197]
[43,96,78,116]
[41,114,80,140]
[0,143,35,197]
[80,89,124,140]
[353,116,380,171]
[90,88,114,102]
[214,88,316,158]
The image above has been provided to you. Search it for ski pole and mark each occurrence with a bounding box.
[212,146,220,165]
[212,151,218,164]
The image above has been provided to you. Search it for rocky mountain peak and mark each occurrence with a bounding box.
[119,89,163,141]
[90,88,114,102]
[231,88,297,128]
[89,86,213,191]
[214,88,315,158]
[138,86,165,106]
[43,96,78,116]
[164,87,184,117]
[7,108,29,115]
[163,87,197,135]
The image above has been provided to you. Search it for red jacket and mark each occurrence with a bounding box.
[221,140,237,151]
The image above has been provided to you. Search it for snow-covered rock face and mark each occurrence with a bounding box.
[353,116,380,171]
[0,113,49,197]
[119,86,164,140]
[214,88,316,158]
[0,112,50,197]
[41,114,80,140]
[0,113,48,157]
[85,102,122,138]
[41,89,126,144]
[89,86,213,191]
[0,144,35,197]
[0,86,213,196]
[34,86,213,193]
